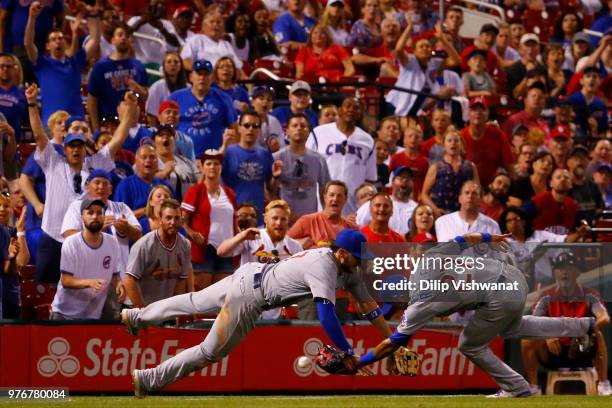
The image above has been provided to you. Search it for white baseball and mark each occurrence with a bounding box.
[297,356,312,369]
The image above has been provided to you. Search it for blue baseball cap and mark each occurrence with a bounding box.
[334,228,375,260]
[251,85,275,99]
[63,132,87,146]
[393,166,414,179]
[86,169,112,184]
[192,59,213,73]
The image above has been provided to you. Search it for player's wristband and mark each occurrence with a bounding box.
[453,235,468,251]
[363,307,383,321]
[481,232,492,243]
[358,351,376,366]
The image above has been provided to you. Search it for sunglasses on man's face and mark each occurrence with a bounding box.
[241,123,261,129]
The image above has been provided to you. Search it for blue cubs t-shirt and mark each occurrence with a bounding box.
[271,106,318,129]
[272,12,317,44]
[87,57,148,121]
[168,87,237,157]
[35,47,87,124]
[0,0,64,52]
[222,144,273,225]
[211,83,250,111]
[0,84,26,142]
[113,175,172,218]
[568,92,609,134]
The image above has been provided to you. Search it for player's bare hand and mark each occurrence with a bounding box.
[29,1,42,19]
[189,231,206,246]
[489,233,513,252]
[241,227,260,241]
[546,338,562,355]
[89,279,107,291]
[116,282,126,303]
[25,83,39,104]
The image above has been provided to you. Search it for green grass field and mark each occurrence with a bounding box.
[4,395,611,408]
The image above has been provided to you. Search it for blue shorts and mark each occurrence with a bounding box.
[194,244,234,274]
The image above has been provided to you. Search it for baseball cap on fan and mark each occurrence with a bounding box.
[520,33,540,45]
[173,6,194,19]
[80,198,106,213]
[327,0,344,7]
[289,80,311,94]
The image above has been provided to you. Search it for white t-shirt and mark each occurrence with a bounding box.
[51,233,121,319]
[386,55,441,116]
[145,79,171,116]
[61,198,141,273]
[180,33,244,69]
[228,33,250,62]
[355,198,417,236]
[235,228,303,266]
[307,122,377,215]
[435,211,501,243]
[127,17,178,65]
[207,188,235,248]
[35,143,115,242]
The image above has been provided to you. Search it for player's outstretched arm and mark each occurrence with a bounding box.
[358,331,407,368]
[355,301,393,337]
[315,298,354,355]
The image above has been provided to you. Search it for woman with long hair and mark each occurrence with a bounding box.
[226,12,252,63]
[145,52,188,122]
[551,11,584,48]
[347,0,383,52]
[544,43,571,98]
[295,24,355,82]
[320,0,350,46]
[211,56,250,112]
[406,203,436,243]
[139,185,174,234]
[420,129,479,218]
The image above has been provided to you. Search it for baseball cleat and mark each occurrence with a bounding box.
[486,389,532,398]
[132,369,146,398]
[121,309,139,336]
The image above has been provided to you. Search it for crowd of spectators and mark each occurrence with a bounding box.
[0,0,609,329]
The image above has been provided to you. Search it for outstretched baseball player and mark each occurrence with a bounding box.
[345,232,595,398]
[122,228,392,397]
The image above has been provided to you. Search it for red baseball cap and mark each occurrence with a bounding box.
[159,100,180,115]
[469,96,488,109]
[173,6,194,19]
[551,124,571,140]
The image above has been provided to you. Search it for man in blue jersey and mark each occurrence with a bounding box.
[270,80,318,129]
[24,1,101,124]
[272,0,316,50]
[222,110,282,225]
[0,54,26,142]
[87,23,148,130]
[168,59,236,157]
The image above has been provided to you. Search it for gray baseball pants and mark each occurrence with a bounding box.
[127,263,268,391]
[398,266,592,394]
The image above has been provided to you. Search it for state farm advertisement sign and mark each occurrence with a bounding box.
[0,324,501,391]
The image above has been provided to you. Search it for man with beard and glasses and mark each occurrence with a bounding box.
[115,144,172,221]
[26,84,135,284]
[50,199,125,320]
[567,146,603,226]
[122,228,393,397]
[355,166,418,236]
[307,96,376,215]
[273,113,330,220]
[88,24,148,130]
[480,172,512,223]
[25,1,100,123]
[123,199,189,308]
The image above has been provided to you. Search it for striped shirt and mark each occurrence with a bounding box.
[35,143,115,242]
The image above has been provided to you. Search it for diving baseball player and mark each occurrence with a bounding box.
[121,228,392,397]
[347,232,596,397]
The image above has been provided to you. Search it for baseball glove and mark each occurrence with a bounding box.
[386,346,420,376]
[315,345,358,375]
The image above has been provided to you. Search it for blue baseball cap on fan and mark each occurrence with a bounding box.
[333,229,375,260]
[86,169,112,184]
[192,59,213,73]
[63,132,87,146]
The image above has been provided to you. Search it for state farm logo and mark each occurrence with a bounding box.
[292,337,329,377]
[37,337,80,377]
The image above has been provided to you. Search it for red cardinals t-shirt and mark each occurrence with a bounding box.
[532,191,578,232]
[360,224,406,243]
[460,124,514,186]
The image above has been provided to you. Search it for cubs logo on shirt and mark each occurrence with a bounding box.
[103,256,112,270]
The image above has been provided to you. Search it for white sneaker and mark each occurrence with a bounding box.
[121,309,139,336]
[598,380,612,396]
[132,369,146,398]
[529,384,542,396]
[486,389,532,398]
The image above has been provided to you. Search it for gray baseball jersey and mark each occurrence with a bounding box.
[126,230,190,306]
